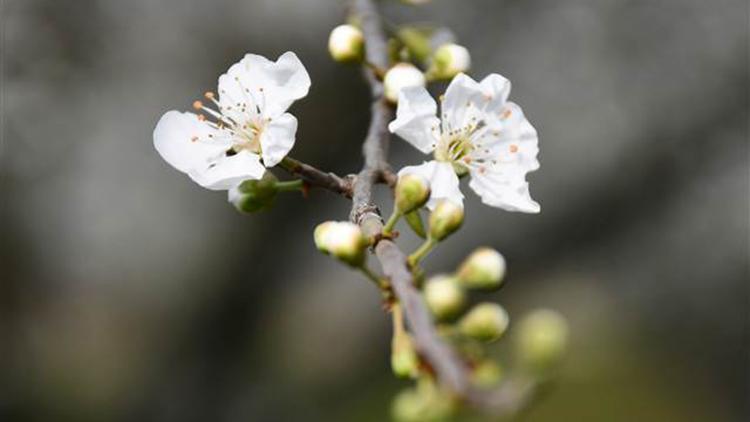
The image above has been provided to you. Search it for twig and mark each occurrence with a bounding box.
[279,156,354,197]
[349,0,472,398]
[346,0,536,417]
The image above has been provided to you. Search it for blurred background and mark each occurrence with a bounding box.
[2,0,748,420]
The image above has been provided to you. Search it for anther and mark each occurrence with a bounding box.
[192,100,203,110]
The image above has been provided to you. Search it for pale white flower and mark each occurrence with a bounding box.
[389,73,540,213]
[153,52,311,190]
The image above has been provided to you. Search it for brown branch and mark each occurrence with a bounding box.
[279,157,354,197]
[346,0,536,417]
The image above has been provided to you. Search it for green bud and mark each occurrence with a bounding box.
[395,174,431,214]
[328,24,364,63]
[391,386,456,422]
[228,172,278,213]
[313,221,368,267]
[428,200,464,241]
[456,247,506,290]
[459,303,509,343]
[429,43,471,80]
[516,309,569,372]
[424,275,466,321]
[472,360,503,388]
[391,332,419,378]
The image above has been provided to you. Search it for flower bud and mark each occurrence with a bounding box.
[428,200,464,241]
[472,360,503,388]
[459,303,509,343]
[328,24,364,63]
[516,309,569,372]
[313,221,368,267]
[456,247,506,290]
[391,331,419,378]
[384,63,426,103]
[391,387,456,422]
[429,43,471,80]
[228,172,278,213]
[395,174,430,214]
[424,275,466,320]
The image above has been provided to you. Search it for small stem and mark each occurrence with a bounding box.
[275,180,304,192]
[391,302,406,337]
[364,61,386,79]
[382,208,402,235]
[359,264,388,290]
[408,237,437,267]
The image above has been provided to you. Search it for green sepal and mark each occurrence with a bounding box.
[404,210,426,238]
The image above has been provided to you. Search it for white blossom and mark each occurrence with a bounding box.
[153,52,311,190]
[389,73,540,213]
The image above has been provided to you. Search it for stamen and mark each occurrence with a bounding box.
[509,144,519,153]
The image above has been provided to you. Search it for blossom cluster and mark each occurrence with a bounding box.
[152,8,564,421]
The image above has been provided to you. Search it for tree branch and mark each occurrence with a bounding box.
[280,157,354,197]
[349,0,471,398]
[347,0,536,417]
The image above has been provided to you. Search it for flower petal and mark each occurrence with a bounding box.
[219,51,311,120]
[441,73,484,132]
[467,100,540,213]
[399,161,464,210]
[153,110,230,174]
[260,112,297,167]
[468,169,540,213]
[478,73,511,114]
[388,87,440,154]
[188,150,266,191]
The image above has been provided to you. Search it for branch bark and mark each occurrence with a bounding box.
[340,0,537,416]
[349,0,471,399]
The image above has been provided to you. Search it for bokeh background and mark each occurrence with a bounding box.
[2,0,748,421]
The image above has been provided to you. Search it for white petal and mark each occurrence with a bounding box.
[399,161,464,210]
[469,170,540,213]
[188,150,266,191]
[153,111,230,174]
[388,87,440,154]
[219,51,311,120]
[260,113,297,167]
[441,73,484,132]
[467,100,540,213]
[478,73,511,113]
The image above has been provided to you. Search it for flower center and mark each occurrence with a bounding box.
[193,92,266,155]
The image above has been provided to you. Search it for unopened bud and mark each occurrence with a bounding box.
[456,247,506,290]
[428,200,464,241]
[516,309,569,372]
[391,386,456,422]
[459,303,509,343]
[313,221,367,267]
[228,172,278,213]
[424,275,466,320]
[395,174,430,214]
[384,63,426,103]
[328,24,364,63]
[391,332,419,378]
[472,360,503,388]
[429,43,471,80]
